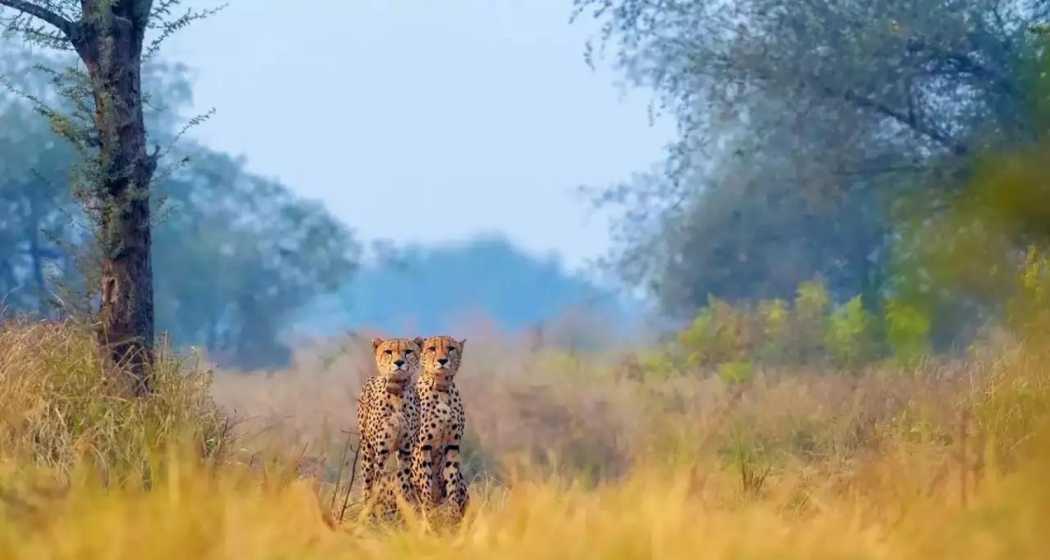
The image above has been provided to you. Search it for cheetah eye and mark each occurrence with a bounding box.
[405,350,414,355]
[383,349,393,355]
[428,346,436,352]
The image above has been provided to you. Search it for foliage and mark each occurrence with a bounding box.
[678,297,752,367]
[2,320,1050,557]
[672,279,919,370]
[576,0,1050,320]
[0,50,359,368]
[756,298,789,361]
[1013,247,1050,332]
[717,360,754,386]
[0,320,228,481]
[825,296,877,367]
[154,149,358,368]
[633,344,682,381]
[789,280,831,362]
[891,135,1050,346]
[884,299,932,366]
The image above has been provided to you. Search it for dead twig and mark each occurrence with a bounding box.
[339,440,361,523]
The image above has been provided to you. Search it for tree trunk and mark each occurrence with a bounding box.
[75,16,156,395]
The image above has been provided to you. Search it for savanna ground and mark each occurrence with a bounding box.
[0,315,1048,560]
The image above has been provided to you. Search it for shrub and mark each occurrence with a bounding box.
[825,296,877,368]
[1011,246,1050,332]
[678,297,754,367]
[718,361,755,386]
[789,280,830,362]
[757,298,790,362]
[0,320,228,483]
[884,300,932,366]
[635,345,682,381]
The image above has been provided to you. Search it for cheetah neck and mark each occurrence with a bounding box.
[384,375,411,395]
[421,371,454,393]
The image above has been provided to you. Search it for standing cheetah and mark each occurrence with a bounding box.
[356,337,422,518]
[411,335,469,520]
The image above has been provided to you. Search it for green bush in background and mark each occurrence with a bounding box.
[825,296,877,368]
[666,278,937,374]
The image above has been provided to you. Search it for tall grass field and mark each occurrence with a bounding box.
[1,320,1048,559]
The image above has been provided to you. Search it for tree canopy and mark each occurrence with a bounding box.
[0,48,359,368]
[576,0,1050,325]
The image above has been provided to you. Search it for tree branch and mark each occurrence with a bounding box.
[0,0,74,37]
[819,84,969,157]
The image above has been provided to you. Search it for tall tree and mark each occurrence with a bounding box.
[1,1,217,392]
[575,0,1050,317]
[1,49,360,370]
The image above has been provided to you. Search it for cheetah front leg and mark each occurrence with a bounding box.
[412,426,439,509]
[364,422,403,519]
[359,442,379,509]
[396,434,419,510]
[442,423,469,519]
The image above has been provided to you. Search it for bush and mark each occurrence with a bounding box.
[825,296,877,367]
[884,300,932,366]
[673,279,880,371]
[717,361,755,386]
[635,345,683,381]
[678,297,754,367]
[666,278,951,372]
[757,298,790,362]
[789,280,830,362]
[0,321,228,483]
[1011,246,1050,332]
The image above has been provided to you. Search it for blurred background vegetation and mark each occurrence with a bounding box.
[2,2,1050,557]
[570,0,1050,373]
[4,2,1049,375]
[0,48,629,369]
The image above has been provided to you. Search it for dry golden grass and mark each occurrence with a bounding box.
[1,321,1049,559]
[0,320,227,480]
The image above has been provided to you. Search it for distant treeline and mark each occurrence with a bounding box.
[1,48,626,369]
[300,235,634,340]
[1,48,356,369]
[577,0,1050,348]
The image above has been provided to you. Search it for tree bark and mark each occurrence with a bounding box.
[0,1,158,393]
[74,14,156,395]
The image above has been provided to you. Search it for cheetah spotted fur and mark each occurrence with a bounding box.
[356,337,422,519]
[411,335,469,520]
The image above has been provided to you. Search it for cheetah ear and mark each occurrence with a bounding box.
[413,337,425,347]
[371,337,383,351]
[458,338,467,348]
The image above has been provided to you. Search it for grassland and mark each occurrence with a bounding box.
[1,321,1048,559]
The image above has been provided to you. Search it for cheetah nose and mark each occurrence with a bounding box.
[394,359,405,367]
[438,358,449,366]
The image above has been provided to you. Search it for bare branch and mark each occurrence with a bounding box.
[145,3,226,59]
[0,0,74,37]
[816,83,969,157]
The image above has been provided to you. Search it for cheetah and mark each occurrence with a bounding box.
[411,335,469,520]
[356,337,422,518]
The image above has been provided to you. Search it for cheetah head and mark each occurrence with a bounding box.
[371,337,423,382]
[420,335,466,383]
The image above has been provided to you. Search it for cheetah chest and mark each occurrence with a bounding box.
[368,390,416,449]
[395,397,417,431]
[421,390,461,445]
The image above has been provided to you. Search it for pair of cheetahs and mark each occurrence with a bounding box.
[356,335,469,522]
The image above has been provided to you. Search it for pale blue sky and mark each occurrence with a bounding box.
[167,1,673,269]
